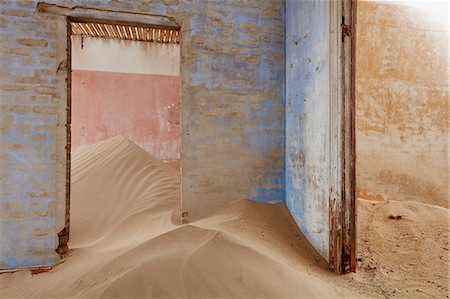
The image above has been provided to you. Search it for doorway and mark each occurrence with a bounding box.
[70,22,180,161]
[57,18,181,254]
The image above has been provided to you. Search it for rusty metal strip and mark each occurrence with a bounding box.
[55,18,72,258]
[37,2,180,30]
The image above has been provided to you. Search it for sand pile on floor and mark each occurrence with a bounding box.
[0,136,338,298]
[351,199,449,298]
[1,136,448,298]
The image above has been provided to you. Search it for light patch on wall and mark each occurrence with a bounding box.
[71,35,180,76]
[384,0,449,28]
[70,35,181,161]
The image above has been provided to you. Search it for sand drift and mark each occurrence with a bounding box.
[1,136,448,298]
[0,136,337,298]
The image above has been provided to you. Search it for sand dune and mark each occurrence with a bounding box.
[0,136,448,298]
[0,136,338,298]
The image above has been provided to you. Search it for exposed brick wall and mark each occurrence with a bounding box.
[0,0,68,269]
[0,0,285,268]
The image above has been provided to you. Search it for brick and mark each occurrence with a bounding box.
[0,0,286,270]
[39,51,56,58]
[1,47,31,56]
[28,248,55,256]
[1,211,26,218]
[0,104,31,113]
[1,85,26,92]
[16,76,48,84]
[32,228,52,237]
[0,114,14,125]
[12,1,36,9]
[34,86,58,95]
[0,124,30,131]
[32,106,58,114]
[0,17,7,27]
[28,192,51,199]
[32,163,56,170]
[1,9,30,17]
[0,144,28,150]
[18,39,48,47]
[33,210,55,217]
[14,95,53,103]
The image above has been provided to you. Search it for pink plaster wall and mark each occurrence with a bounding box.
[71,70,180,161]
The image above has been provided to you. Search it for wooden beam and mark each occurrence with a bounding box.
[37,2,180,30]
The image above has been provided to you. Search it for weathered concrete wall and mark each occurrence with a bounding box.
[285,0,330,260]
[71,36,180,161]
[0,0,284,269]
[356,1,449,207]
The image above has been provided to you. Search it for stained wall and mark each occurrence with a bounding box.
[0,0,285,269]
[71,36,180,161]
[285,0,331,260]
[356,1,449,207]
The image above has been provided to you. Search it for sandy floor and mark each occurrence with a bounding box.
[0,136,448,298]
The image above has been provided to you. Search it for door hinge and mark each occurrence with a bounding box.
[341,23,351,42]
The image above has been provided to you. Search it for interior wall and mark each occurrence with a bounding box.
[356,1,449,207]
[71,36,180,161]
[0,0,284,269]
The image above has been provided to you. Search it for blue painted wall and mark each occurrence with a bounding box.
[0,0,285,268]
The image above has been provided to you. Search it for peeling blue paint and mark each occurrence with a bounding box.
[285,0,331,260]
[1,0,286,269]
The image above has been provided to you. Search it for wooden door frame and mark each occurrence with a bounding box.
[37,2,181,257]
[329,0,357,274]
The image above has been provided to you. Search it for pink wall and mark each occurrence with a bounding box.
[71,70,180,161]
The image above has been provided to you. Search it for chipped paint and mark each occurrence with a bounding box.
[285,0,331,260]
[0,0,285,269]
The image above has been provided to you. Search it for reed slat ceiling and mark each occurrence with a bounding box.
[71,22,180,44]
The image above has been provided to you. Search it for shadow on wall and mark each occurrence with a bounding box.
[355,0,449,207]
